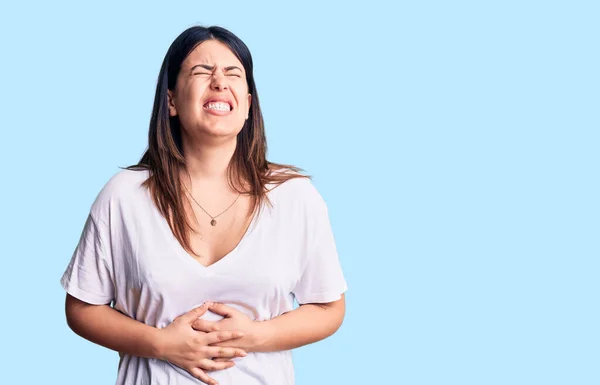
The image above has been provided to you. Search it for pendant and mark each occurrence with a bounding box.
[210,219,217,226]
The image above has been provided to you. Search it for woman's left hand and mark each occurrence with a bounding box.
[192,303,266,354]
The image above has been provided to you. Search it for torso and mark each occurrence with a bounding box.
[64,168,347,385]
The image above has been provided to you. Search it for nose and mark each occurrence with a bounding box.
[210,72,228,91]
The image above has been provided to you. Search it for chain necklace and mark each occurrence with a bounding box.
[182,183,241,226]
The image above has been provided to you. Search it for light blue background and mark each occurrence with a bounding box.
[0,1,598,384]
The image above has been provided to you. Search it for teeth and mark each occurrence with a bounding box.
[205,102,231,111]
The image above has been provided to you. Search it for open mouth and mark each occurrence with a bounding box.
[203,101,233,112]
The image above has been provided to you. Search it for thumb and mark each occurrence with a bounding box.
[180,302,212,323]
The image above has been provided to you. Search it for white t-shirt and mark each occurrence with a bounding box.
[60,168,348,385]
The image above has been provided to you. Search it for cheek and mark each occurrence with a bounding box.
[176,87,203,116]
[236,92,250,113]
[178,76,206,100]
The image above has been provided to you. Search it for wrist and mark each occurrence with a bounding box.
[249,320,272,353]
[150,327,167,360]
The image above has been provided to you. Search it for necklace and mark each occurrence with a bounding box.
[182,183,241,226]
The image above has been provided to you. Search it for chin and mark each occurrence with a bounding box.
[201,125,243,139]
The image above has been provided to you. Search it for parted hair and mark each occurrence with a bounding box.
[125,25,308,258]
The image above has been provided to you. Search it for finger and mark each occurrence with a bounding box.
[190,367,219,385]
[192,318,220,332]
[181,302,212,324]
[213,357,233,363]
[205,330,244,345]
[208,302,236,318]
[199,358,236,372]
[206,346,247,359]
[209,340,236,348]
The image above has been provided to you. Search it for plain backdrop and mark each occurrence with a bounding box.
[0,1,598,384]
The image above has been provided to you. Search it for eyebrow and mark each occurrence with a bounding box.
[190,64,243,73]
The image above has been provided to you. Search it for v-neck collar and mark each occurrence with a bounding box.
[181,204,261,272]
[154,200,263,274]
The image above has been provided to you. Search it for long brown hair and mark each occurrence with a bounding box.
[125,26,308,257]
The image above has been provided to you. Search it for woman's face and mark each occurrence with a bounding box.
[168,40,251,140]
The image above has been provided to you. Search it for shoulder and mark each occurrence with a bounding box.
[267,172,327,212]
[89,168,150,220]
[97,167,150,200]
[273,176,318,197]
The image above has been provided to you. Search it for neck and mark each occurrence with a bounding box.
[180,135,237,185]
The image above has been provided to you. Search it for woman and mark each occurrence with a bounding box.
[60,25,347,385]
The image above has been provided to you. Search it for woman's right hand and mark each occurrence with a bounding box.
[155,302,247,385]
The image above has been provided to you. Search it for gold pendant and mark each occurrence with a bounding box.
[210,219,217,226]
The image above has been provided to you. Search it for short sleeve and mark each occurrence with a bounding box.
[60,213,115,305]
[292,188,348,304]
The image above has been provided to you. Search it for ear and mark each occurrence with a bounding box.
[245,93,252,120]
[167,89,178,117]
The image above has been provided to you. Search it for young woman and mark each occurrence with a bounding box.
[61,25,347,385]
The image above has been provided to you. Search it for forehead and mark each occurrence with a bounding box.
[183,40,244,70]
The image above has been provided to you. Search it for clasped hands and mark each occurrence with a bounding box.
[155,302,264,385]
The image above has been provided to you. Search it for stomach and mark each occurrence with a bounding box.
[116,351,294,385]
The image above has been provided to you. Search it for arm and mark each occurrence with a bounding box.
[195,295,346,353]
[255,295,346,352]
[65,295,247,385]
[64,294,162,358]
